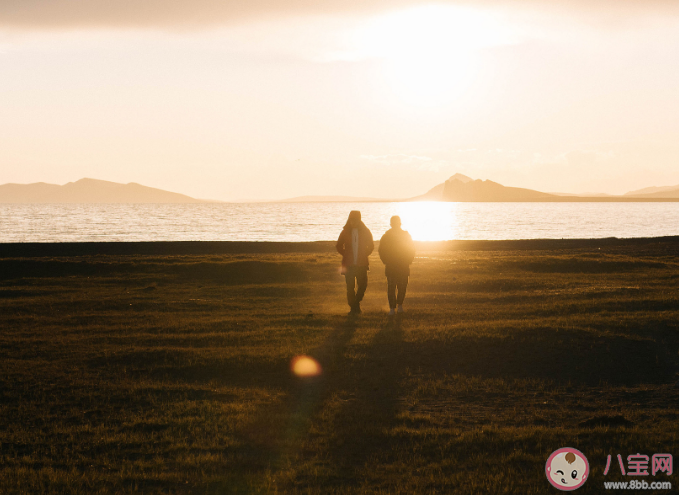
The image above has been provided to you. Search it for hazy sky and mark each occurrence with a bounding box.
[1,0,679,200]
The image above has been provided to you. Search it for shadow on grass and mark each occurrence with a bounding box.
[224,318,362,476]
[513,259,666,273]
[271,315,679,490]
[89,316,677,392]
[401,327,677,387]
[304,317,406,488]
[83,314,678,492]
[0,258,333,285]
[89,351,295,389]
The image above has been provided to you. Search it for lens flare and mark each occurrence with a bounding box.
[291,355,322,377]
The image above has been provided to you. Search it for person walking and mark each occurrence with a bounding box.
[336,210,374,315]
[379,215,415,315]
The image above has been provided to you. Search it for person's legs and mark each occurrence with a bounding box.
[396,275,409,306]
[344,267,357,309]
[355,266,368,305]
[387,276,397,309]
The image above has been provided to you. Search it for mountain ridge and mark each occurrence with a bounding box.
[624,184,679,196]
[4,176,679,203]
[0,178,207,203]
[410,175,679,202]
[411,175,556,201]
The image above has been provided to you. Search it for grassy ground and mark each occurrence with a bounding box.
[1,240,679,493]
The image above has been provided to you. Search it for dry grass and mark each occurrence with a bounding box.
[1,240,679,493]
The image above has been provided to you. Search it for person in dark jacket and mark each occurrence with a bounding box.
[336,210,374,314]
[379,215,415,315]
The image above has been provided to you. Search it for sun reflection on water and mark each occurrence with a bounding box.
[395,202,459,241]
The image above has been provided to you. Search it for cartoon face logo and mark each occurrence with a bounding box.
[546,448,589,491]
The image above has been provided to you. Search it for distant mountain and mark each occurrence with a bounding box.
[447,173,474,184]
[416,182,446,201]
[279,195,391,203]
[412,174,679,202]
[624,184,679,196]
[413,174,470,201]
[624,184,679,198]
[0,178,205,203]
[412,174,556,202]
[625,188,679,199]
[441,179,556,201]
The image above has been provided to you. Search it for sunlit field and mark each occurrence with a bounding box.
[1,239,679,494]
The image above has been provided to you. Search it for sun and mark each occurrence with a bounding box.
[354,5,514,106]
[396,201,460,241]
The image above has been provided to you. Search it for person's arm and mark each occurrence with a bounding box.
[366,229,375,256]
[378,233,387,264]
[406,232,416,264]
[336,230,346,256]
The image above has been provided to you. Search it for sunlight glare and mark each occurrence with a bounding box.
[354,5,515,106]
[397,202,459,241]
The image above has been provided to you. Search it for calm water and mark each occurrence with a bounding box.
[0,202,678,242]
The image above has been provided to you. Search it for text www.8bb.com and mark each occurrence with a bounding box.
[604,480,671,490]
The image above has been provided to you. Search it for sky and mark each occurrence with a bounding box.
[1,0,679,200]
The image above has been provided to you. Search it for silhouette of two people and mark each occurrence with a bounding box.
[336,211,415,315]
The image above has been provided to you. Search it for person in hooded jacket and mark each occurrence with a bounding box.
[336,210,374,314]
[379,215,415,315]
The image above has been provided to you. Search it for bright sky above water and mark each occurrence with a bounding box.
[1,1,679,201]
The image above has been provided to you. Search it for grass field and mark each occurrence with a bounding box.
[1,239,679,494]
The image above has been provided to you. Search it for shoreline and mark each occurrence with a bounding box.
[1,235,679,257]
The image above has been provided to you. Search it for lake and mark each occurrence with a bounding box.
[0,202,677,242]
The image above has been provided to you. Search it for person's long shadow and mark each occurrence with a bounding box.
[243,315,361,472]
[284,316,360,446]
[234,314,405,486]
[323,316,405,483]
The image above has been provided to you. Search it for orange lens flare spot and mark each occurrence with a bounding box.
[291,355,322,377]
